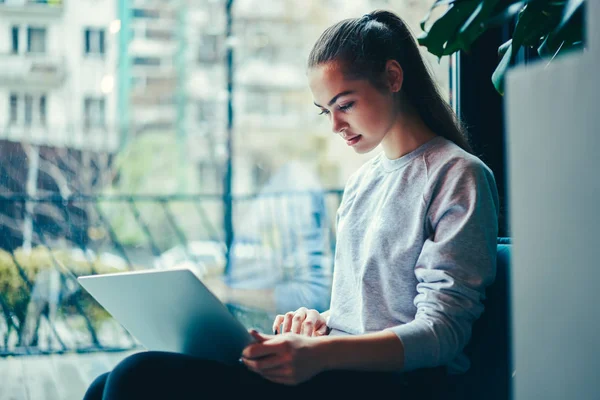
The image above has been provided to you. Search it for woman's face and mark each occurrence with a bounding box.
[308,61,398,154]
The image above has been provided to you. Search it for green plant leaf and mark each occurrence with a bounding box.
[538,0,584,58]
[555,0,584,33]
[418,0,480,58]
[512,2,548,49]
[420,0,457,32]
[418,0,584,95]
[498,38,513,58]
[490,2,549,95]
[492,42,513,95]
[483,1,528,29]
[454,0,503,51]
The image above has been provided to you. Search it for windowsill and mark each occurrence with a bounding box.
[83,54,106,61]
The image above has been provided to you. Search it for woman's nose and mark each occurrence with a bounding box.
[331,113,347,134]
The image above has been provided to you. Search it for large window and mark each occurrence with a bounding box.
[0,2,455,399]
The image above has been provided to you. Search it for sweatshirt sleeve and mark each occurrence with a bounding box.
[386,159,499,372]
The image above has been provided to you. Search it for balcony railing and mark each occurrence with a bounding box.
[0,0,64,16]
[0,54,66,88]
[0,191,343,356]
[0,124,120,153]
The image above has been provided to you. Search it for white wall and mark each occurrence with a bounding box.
[505,1,600,399]
[0,0,118,151]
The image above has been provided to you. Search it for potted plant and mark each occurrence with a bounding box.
[417,0,585,94]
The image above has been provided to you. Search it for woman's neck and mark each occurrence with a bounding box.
[381,107,437,160]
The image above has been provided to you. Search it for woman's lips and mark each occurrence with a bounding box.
[345,135,362,146]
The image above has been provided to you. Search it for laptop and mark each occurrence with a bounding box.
[77,267,254,365]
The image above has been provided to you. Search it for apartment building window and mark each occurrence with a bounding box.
[24,95,33,126]
[198,100,217,123]
[27,27,47,54]
[11,26,19,54]
[245,90,266,115]
[245,90,285,116]
[198,34,221,63]
[84,97,106,129]
[146,28,173,41]
[197,161,221,192]
[40,95,47,125]
[133,57,161,66]
[255,45,279,63]
[132,8,160,19]
[85,28,106,56]
[9,94,18,123]
[9,93,47,126]
[253,163,270,189]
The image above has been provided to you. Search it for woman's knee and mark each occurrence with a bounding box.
[108,351,166,386]
[83,372,109,400]
[104,351,217,398]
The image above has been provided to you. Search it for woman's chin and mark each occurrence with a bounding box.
[353,142,377,154]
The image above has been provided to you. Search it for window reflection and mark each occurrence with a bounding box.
[0,0,450,359]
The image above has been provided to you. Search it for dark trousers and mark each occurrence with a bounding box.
[83,351,454,399]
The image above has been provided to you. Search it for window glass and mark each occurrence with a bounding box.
[27,27,47,53]
[0,2,451,398]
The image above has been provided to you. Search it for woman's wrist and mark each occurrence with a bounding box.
[310,331,406,372]
[312,335,337,372]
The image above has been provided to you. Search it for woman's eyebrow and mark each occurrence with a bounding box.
[313,90,355,108]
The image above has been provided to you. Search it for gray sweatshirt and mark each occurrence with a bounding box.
[327,136,499,374]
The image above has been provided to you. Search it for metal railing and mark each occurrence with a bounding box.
[0,190,343,356]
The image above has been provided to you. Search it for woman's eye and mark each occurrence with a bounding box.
[318,109,330,116]
[339,102,354,111]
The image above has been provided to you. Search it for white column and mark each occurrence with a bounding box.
[505,1,600,399]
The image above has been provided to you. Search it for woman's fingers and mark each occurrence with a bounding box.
[313,320,329,336]
[282,311,296,333]
[272,314,285,334]
[301,310,320,336]
[242,354,285,372]
[273,308,327,336]
[290,307,308,334]
[249,329,268,343]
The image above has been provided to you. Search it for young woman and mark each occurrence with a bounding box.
[84,9,499,399]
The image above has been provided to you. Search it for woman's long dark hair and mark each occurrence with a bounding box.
[308,10,472,153]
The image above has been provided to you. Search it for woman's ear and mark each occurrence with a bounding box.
[385,60,403,93]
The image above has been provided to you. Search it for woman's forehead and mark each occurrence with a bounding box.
[308,63,345,85]
[308,63,362,103]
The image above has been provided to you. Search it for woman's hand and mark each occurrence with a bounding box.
[242,330,326,385]
[273,307,329,336]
